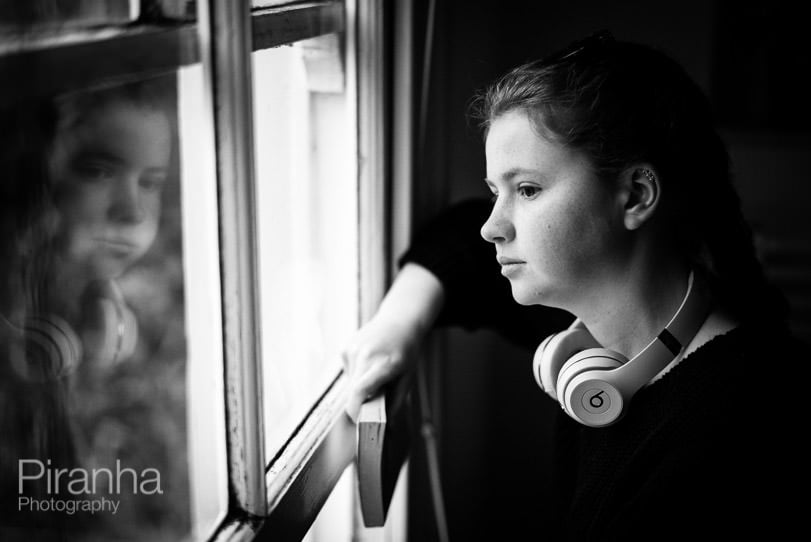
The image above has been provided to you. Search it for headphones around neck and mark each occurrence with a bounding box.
[4,279,138,382]
[532,271,711,427]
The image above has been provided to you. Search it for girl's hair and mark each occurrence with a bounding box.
[470,32,787,325]
[52,74,176,139]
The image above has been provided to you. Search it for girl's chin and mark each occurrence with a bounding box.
[86,258,134,280]
[509,282,544,306]
[509,279,563,308]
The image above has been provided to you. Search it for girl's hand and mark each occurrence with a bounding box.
[343,263,445,423]
[343,314,421,423]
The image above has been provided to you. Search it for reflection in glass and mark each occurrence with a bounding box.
[0,75,190,541]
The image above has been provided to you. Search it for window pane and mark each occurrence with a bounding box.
[0,67,227,540]
[253,35,358,461]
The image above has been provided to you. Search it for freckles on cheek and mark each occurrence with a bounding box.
[544,217,598,275]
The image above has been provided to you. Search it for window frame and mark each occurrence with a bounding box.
[199,0,388,539]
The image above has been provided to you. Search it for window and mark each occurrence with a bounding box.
[252,35,357,463]
[0,1,401,541]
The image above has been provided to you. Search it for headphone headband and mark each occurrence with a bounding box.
[602,271,711,395]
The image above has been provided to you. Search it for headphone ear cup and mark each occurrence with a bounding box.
[556,347,627,426]
[533,328,601,401]
[12,314,83,381]
[532,334,554,393]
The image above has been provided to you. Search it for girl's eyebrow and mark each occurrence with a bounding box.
[71,150,126,166]
[485,167,544,184]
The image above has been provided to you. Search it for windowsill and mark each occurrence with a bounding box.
[266,369,351,506]
[258,370,355,541]
[206,370,354,541]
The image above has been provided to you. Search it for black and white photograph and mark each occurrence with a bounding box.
[1,1,809,541]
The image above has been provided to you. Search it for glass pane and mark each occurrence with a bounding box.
[0,67,227,540]
[253,34,358,461]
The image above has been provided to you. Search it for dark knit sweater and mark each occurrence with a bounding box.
[401,198,809,540]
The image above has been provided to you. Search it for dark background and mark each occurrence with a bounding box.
[404,1,810,540]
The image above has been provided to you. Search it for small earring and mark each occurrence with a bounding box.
[642,169,656,183]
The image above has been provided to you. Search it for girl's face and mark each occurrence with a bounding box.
[50,102,171,279]
[480,109,629,311]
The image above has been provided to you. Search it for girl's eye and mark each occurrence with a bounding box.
[517,185,540,199]
[73,162,115,182]
[140,174,167,192]
[489,192,498,203]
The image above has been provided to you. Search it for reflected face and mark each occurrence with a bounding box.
[480,110,627,309]
[50,102,171,279]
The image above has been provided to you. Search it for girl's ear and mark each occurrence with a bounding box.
[619,165,660,230]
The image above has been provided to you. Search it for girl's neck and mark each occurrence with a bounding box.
[577,258,691,359]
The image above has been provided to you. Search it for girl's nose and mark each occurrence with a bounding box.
[480,200,515,243]
[108,177,146,224]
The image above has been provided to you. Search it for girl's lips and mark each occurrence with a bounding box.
[97,238,139,254]
[498,259,526,277]
[497,256,525,265]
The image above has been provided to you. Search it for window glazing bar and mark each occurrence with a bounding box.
[252,1,344,50]
[198,0,266,519]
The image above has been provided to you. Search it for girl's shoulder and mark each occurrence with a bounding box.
[685,319,807,365]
